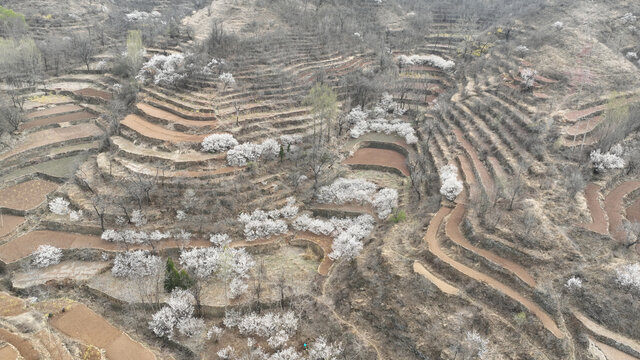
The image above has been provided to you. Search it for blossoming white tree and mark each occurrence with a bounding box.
[49,197,70,215]
[616,263,640,291]
[136,53,186,86]
[201,133,239,153]
[590,147,625,172]
[111,250,161,278]
[149,289,204,338]
[219,72,235,90]
[439,164,463,201]
[31,245,62,268]
[396,54,455,71]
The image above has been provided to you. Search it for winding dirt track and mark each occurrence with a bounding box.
[343,147,409,176]
[424,206,563,338]
[446,194,537,287]
[591,337,639,360]
[453,128,495,198]
[574,311,640,357]
[412,261,459,296]
[50,303,156,360]
[581,183,609,235]
[603,181,640,241]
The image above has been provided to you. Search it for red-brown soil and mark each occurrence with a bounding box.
[120,114,207,143]
[0,230,211,264]
[424,205,563,338]
[50,303,156,360]
[0,123,103,161]
[0,292,28,316]
[412,261,459,296]
[27,104,83,119]
[343,147,409,176]
[627,197,640,223]
[0,329,39,360]
[573,310,640,356]
[453,127,495,198]
[0,344,19,360]
[591,338,639,360]
[581,183,608,235]
[137,103,217,128]
[296,231,334,275]
[564,105,605,122]
[0,180,59,211]
[604,181,640,241]
[0,215,26,237]
[20,111,95,131]
[565,116,603,136]
[73,88,112,101]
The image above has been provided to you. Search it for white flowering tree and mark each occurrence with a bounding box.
[136,53,186,86]
[112,250,163,304]
[201,133,238,153]
[219,72,235,90]
[519,68,537,89]
[308,336,343,360]
[49,197,70,215]
[237,199,298,241]
[396,54,455,71]
[31,245,62,268]
[590,146,625,172]
[439,164,463,201]
[316,178,398,219]
[149,289,204,339]
[615,263,640,291]
[223,310,299,349]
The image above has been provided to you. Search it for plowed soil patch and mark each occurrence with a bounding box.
[27,104,82,119]
[581,183,608,235]
[121,114,207,143]
[0,292,27,316]
[0,230,211,264]
[0,179,58,211]
[0,329,39,360]
[565,116,603,136]
[0,215,26,237]
[50,304,156,360]
[20,111,95,131]
[0,123,102,161]
[73,88,112,101]
[0,344,19,360]
[604,181,640,241]
[12,261,110,289]
[344,148,409,176]
[627,198,640,223]
[564,105,605,122]
[137,103,217,128]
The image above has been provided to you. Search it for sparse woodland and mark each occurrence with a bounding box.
[1,0,640,359]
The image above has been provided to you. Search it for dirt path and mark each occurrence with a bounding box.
[457,154,480,201]
[574,311,640,357]
[591,337,639,360]
[424,206,563,338]
[73,88,112,101]
[50,303,156,360]
[343,148,409,176]
[603,181,640,241]
[581,183,609,235]
[0,215,26,237]
[412,261,460,296]
[120,114,207,143]
[0,123,102,162]
[12,261,110,289]
[453,128,495,198]
[137,103,217,128]
[0,179,59,211]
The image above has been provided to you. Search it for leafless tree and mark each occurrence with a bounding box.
[72,33,97,71]
[0,104,24,132]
